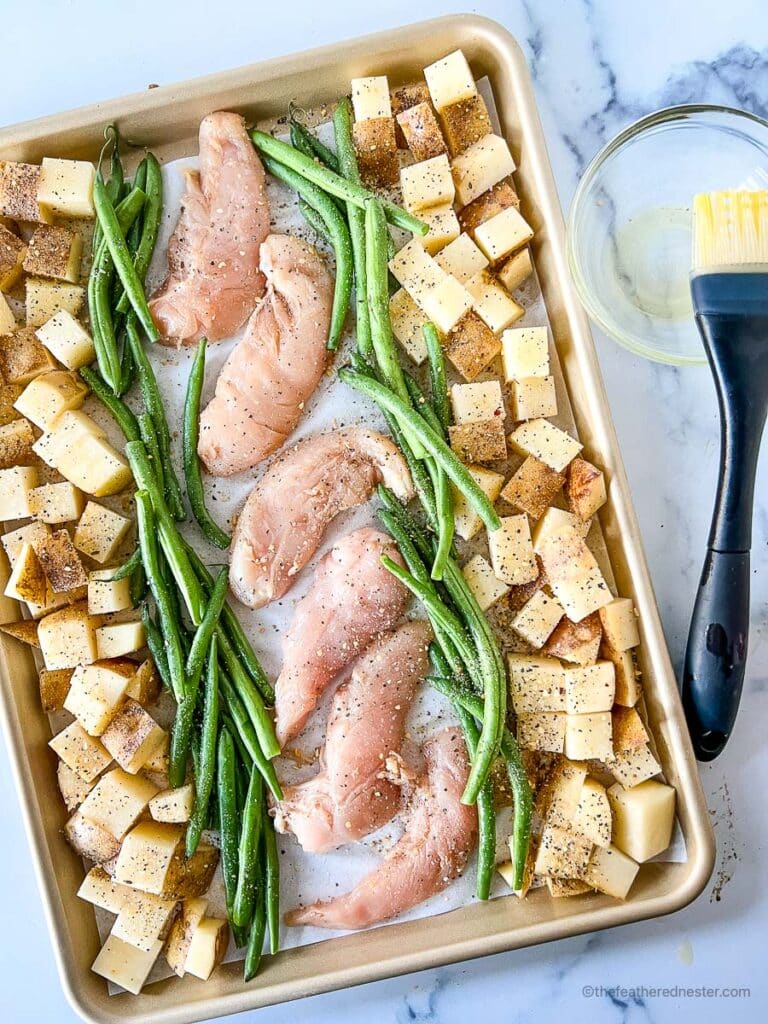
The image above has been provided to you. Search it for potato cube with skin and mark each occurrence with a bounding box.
[612,706,649,752]
[101,699,166,774]
[92,933,162,996]
[65,810,121,862]
[0,223,26,290]
[462,553,509,611]
[509,418,582,472]
[608,780,676,862]
[55,431,132,496]
[465,271,524,333]
[165,898,209,977]
[4,542,47,605]
[37,158,96,219]
[96,620,146,659]
[114,821,184,894]
[511,589,565,648]
[565,457,607,520]
[22,224,82,283]
[439,94,492,156]
[0,464,38,519]
[565,662,615,715]
[572,777,612,847]
[435,233,488,283]
[352,117,399,188]
[74,502,131,563]
[532,507,590,552]
[599,598,640,652]
[185,918,230,981]
[78,866,134,914]
[565,711,614,761]
[401,155,456,213]
[29,482,85,524]
[416,274,473,334]
[509,376,558,420]
[498,247,534,293]
[534,823,592,879]
[0,618,39,646]
[389,289,429,364]
[2,521,51,566]
[64,661,133,735]
[13,370,88,430]
[424,49,477,111]
[88,568,133,615]
[149,784,194,823]
[25,278,85,328]
[443,311,501,382]
[448,417,507,462]
[546,877,592,898]
[538,528,612,623]
[607,744,661,789]
[501,457,564,520]
[49,720,111,782]
[36,529,88,593]
[488,514,537,586]
[39,667,73,712]
[543,612,603,666]
[474,206,534,265]
[457,179,522,237]
[450,380,503,423]
[502,326,550,380]
[0,327,58,386]
[538,758,588,826]
[452,464,504,541]
[508,654,566,713]
[0,418,36,469]
[603,645,641,707]
[396,102,447,161]
[388,239,443,299]
[127,658,162,707]
[391,82,432,134]
[351,76,391,120]
[79,767,159,840]
[452,135,516,207]
[0,292,16,336]
[113,891,178,953]
[0,161,51,222]
[585,844,639,900]
[517,711,566,753]
[35,310,95,370]
[417,204,460,255]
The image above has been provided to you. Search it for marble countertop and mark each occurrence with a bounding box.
[1,1,765,1021]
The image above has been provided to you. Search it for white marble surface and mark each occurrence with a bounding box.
[1,1,766,1021]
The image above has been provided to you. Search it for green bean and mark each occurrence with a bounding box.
[125,315,185,522]
[110,546,141,582]
[93,126,123,251]
[377,484,432,561]
[431,467,454,582]
[138,412,164,487]
[185,566,229,681]
[233,766,264,928]
[252,129,427,235]
[365,199,411,405]
[289,117,341,173]
[135,491,186,703]
[333,97,372,359]
[263,806,280,955]
[129,560,147,606]
[117,336,136,397]
[243,855,268,982]
[125,158,148,257]
[298,198,333,245]
[219,672,282,800]
[183,339,230,548]
[141,605,171,690]
[455,703,496,900]
[218,630,280,761]
[424,323,450,434]
[79,365,140,440]
[116,153,163,314]
[186,640,219,856]
[262,155,351,350]
[218,727,247,946]
[340,367,501,532]
[93,172,159,342]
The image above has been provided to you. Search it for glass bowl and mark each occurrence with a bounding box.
[567,104,768,365]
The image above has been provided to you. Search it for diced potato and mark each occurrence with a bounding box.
[165,897,209,977]
[599,598,640,652]
[396,102,447,162]
[96,620,146,659]
[185,917,229,981]
[78,866,135,914]
[497,247,534,293]
[73,502,131,563]
[448,418,507,462]
[488,514,537,586]
[55,754,94,812]
[452,135,516,207]
[424,49,477,111]
[509,418,582,472]
[91,932,162,996]
[509,376,558,420]
[65,810,121,862]
[511,589,564,648]
[352,117,399,188]
[35,309,95,370]
[0,161,51,222]
[435,232,488,283]
[439,94,492,156]
[31,408,106,469]
[1,520,50,566]
[149,784,194,824]
[565,457,607,519]
[537,758,587,826]
[458,177,520,236]
[88,568,133,614]
[0,618,39,646]
[56,431,132,497]
[351,76,391,120]
[607,744,661,788]
[79,767,159,840]
[126,658,161,707]
[501,326,550,380]
[500,457,564,520]
[37,157,96,219]
[400,155,455,213]
[0,418,35,470]
[417,274,473,334]
[462,553,509,611]
[450,379,503,423]
[564,711,613,761]
[13,370,88,430]
[101,699,166,774]
[389,288,429,364]
[418,204,460,255]
[4,542,47,605]
[531,507,590,552]
[572,777,611,847]
[507,653,566,713]
[443,310,501,382]
[0,327,59,385]
[0,464,38,519]
[28,482,84,524]
[50,719,111,781]
[537,526,612,623]
[22,224,82,283]
[25,278,85,328]
[64,660,133,735]
[36,529,88,593]
[603,645,640,707]
[39,666,73,712]
[0,223,26,290]
[585,843,639,899]
[546,877,592,898]
[607,780,676,862]
[474,206,534,265]
[452,464,504,541]
[38,602,97,669]
[388,239,444,299]
[114,821,184,894]
[534,823,592,879]
[543,612,602,667]
[517,711,566,753]
[113,891,178,953]
[0,292,16,336]
[465,270,524,333]
[391,82,433,144]
[612,706,649,752]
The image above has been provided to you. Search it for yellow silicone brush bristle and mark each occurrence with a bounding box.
[693,190,768,271]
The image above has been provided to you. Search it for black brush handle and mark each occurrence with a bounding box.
[682,282,768,761]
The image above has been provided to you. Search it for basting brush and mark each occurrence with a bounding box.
[682,190,768,760]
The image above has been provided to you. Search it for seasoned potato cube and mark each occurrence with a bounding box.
[458,178,520,237]
[444,310,501,382]
[126,658,162,707]
[165,897,209,977]
[488,514,537,586]
[465,271,523,333]
[517,711,566,753]
[149,784,194,823]
[38,158,96,219]
[0,464,38,519]
[65,810,121,862]
[397,102,447,161]
[78,865,134,913]
[462,553,509,611]
[32,408,106,470]
[603,645,640,707]
[351,76,392,120]
[452,464,504,541]
[564,711,613,761]
[543,612,602,667]
[511,589,564,648]
[0,418,35,469]
[507,653,566,713]
[531,507,590,552]
[607,780,676,862]
[450,379,504,423]
[113,891,178,953]
[435,232,488,283]
[584,843,639,900]
[88,568,133,615]
[546,877,592,898]
[391,82,433,144]
[509,376,557,420]
[448,418,507,462]
[114,821,184,894]
[79,766,159,840]
[418,204,460,255]
[0,223,26,290]
[474,206,534,265]
[64,660,133,734]
[13,370,88,430]
[22,224,82,283]
[572,777,611,847]
[92,932,162,996]
[537,758,587,826]
[0,161,51,222]
[565,457,607,519]
[509,418,582,472]
[534,823,592,879]
[453,136,516,208]
[49,719,111,781]
[0,327,58,385]
[612,706,649,752]
[0,292,16,336]
[565,663,615,715]
[4,541,47,604]
[58,757,96,810]
[537,526,612,623]
[424,49,477,111]
[501,457,564,520]
[96,620,146,659]
[74,501,131,563]
[35,309,95,369]
[497,246,534,293]
[388,239,444,300]
[1,521,51,565]
[599,598,640,652]
[55,431,132,496]
[607,744,661,789]
[25,278,85,328]
[185,917,229,981]
[39,666,73,712]
[29,482,85,524]
[0,383,24,427]
[36,529,88,593]
[101,699,165,774]
[352,117,399,188]
[439,94,492,156]
[0,618,39,646]
[417,275,473,334]
[389,289,429,364]
[501,325,549,380]
[400,155,455,213]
